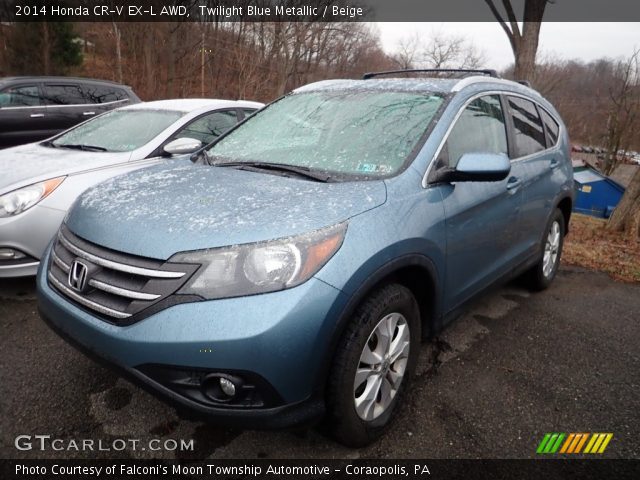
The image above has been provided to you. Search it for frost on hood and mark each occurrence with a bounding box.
[75,162,386,240]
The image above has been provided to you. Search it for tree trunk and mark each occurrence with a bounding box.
[112,22,123,84]
[484,0,547,81]
[42,23,50,74]
[513,22,541,80]
[608,168,640,240]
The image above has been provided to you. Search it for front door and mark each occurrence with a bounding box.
[430,94,525,312]
[0,83,49,148]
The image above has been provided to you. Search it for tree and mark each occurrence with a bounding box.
[602,49,640,175]
[608,168,640,241]
[421,32,485,70]
[7,22,82,75]
[484,0,550,80]
[392,31,485,72]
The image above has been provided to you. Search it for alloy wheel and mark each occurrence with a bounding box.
[353,312,410,421]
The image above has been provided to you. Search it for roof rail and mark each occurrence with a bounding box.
[516,80,532,87]
[362,69,500,80]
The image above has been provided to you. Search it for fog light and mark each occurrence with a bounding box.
[0,248,26,260]
[219,377,236,397]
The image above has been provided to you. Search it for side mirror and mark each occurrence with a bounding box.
[435,153,511,183]
[163,137,202,156]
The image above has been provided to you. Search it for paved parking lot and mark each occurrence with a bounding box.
[1,266,638,459]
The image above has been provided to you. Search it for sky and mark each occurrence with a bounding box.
[376,23,640,70]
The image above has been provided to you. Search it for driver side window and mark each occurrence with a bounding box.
[437,95,508,169]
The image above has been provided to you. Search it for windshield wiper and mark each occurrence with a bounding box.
[54,144,108,152]
[214,161,334,183]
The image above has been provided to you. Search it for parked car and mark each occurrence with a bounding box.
[0,76,141,148]
[0,98,263,277]
[37,71,574,446]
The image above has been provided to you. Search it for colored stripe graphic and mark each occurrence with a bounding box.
[573,433,589,453]
[537,433,612,454]
[536,433,552,454]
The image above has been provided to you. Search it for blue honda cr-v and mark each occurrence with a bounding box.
[37,70,574,447]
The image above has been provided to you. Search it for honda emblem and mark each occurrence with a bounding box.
[68,260,89,292]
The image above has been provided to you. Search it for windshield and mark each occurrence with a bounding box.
[51,109,183,152]
[207,90,444,178]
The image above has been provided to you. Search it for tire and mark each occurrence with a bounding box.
[325,283,421,447]
[523,208,565,291]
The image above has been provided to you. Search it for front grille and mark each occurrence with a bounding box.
[48,225,199,324]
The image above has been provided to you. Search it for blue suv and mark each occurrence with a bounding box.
[37,70,573,447]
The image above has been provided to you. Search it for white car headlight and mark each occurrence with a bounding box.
[172,222,347,299]
[0,177,65,218]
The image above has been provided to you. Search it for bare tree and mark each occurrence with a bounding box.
[392,31,485,72]
[602,49,640,175]
[421,32,485,70]
[111,22,123,84]
[484,0,549,80]
[606,49,640,240]
[392,33,420,70]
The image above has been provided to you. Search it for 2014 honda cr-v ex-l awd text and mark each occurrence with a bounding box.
[37,70,574,447]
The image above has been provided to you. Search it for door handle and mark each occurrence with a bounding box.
[506,177,522,192]
[550,158,559,169]
[30,113,45,118]
[83,111,96,116]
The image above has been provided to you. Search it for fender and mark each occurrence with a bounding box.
[311,252,442,396]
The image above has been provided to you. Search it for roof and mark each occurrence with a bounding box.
[574,167,625,191]
[294,76,541,97]
[120,98,263,114]
[574,169,605,184]
[610,163,639,188]
[0,76,130,87]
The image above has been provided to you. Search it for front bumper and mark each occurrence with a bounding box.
[0,205,66,277]
[36,248,348,428]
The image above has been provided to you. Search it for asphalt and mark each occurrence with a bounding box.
[0,266,638,459]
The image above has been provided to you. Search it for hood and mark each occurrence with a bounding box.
[67,163,387,259]
[0,143,131,194]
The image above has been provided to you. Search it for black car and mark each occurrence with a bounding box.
[0,76,140,148]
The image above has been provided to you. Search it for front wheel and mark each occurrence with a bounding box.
[523,209,565,290]
[325,284,421,447]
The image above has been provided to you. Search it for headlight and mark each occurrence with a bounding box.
[172,222,347,299]
[0,177,65,218]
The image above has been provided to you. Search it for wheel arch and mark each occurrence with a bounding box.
[314,254,441,396]
[556,195,573,235]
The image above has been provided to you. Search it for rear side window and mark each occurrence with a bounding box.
[440,95,508,168]
[43,84,88,105]
[507,96,546,157]
[0,85,41,107]
[539,108,560,146]
[82,84,128,104]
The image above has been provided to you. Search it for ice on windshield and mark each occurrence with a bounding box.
[52,109,183,152]
[208,90,444,177]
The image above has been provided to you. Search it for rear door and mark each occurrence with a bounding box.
[0,83,49,147]
[81,83,132,115]
[504,95,557,256]
[432,94,524,311]
[41,82,94,132]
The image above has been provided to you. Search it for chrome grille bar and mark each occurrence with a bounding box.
[88,279,161,301]
[51,249,70,273]
[48,272,132,319]
[58,232,185,279]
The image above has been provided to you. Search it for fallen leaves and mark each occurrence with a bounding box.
[563,213,640,283]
